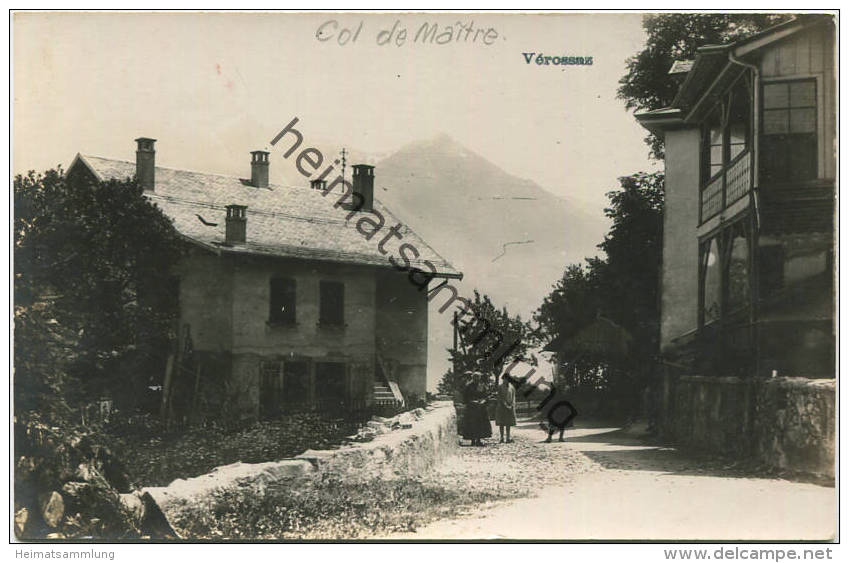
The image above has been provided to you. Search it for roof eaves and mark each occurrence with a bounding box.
[635,107,685,133]
[670,48,730,109]
[212,241,463,278]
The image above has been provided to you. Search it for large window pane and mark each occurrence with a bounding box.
[729,122,747,160]
[763,109,789,134]
[703,238,721,324]
[790,108,816,133]
[763,83,789,108]
[709,128,723,146]
[729,122,746,147]
[789,81,816,107]
[727,228,750,312]
[710,145,724,168]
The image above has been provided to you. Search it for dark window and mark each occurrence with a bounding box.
[319,281,345,326]
[283,361,310,405]
[315,362,347,402]
[761,79,817,183]
[260,361,283,418]
[269,277,296,324]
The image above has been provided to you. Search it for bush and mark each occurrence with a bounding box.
[101,412,354,487]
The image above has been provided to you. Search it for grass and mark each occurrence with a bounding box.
[167,474,518,539]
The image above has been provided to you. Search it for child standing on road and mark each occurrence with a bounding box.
[495,373,517,443]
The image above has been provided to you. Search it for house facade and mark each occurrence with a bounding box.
[638,15,835,379]
[67,139,461,420]
[636,16,835,476]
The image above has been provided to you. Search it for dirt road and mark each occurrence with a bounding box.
[384,419,836,540]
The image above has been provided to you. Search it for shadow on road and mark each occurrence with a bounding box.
[515,417,833,487]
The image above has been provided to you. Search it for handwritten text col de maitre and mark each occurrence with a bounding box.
[316,19,501,47]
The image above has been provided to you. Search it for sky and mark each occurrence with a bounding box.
[13,12,658,213]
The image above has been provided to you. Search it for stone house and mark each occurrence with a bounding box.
[66,138,462,419]
[636,15,835,476]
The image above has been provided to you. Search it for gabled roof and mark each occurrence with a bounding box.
[638,14,833,131]
[69,154,462,279]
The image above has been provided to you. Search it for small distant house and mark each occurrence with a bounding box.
[66,138,461,419]
[637,15,835,378]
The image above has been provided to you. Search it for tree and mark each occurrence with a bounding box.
[14,167,184,420]
[534,172,664,412]
[438,290,536,397]
[597,171,664,356]
[618,13,789,159]
[535,260,605,342]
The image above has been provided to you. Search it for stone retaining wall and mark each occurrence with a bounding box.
[658,375,835,478]
[146,401,457,512]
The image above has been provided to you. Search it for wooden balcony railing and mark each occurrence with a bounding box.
[726,151,751,205]
[701,175,723,221]
[700,151,752,222]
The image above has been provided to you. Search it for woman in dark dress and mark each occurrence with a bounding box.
[461,372,492,446]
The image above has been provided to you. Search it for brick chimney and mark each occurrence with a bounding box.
[135,137,156,191]
[225,204,247,244]
[352,164,374,212]
[250,150,269,188]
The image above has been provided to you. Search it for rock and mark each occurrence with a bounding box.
[366,421,389,434]
[14,507,29,538]
[38,491,65,528]
[262,460,316,480]
[137,492,181,539]
[351,427,378,442]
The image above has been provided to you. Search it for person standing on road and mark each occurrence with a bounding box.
[461,371,492,446]
[495,373,517,443]
[536,384,578,443]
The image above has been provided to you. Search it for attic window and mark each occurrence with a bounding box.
[269,277,296,324]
